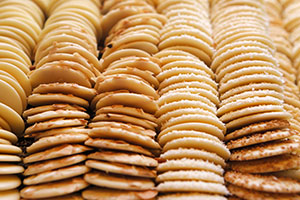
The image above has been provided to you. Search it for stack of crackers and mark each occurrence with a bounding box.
[266,0,300,181]
[211,0,300,199]
[20,0,101,199]
[0,0,45,199]
[154,0,230,199]
[82,1,162,199]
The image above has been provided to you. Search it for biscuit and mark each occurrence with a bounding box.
[89,127,160,149]
[156,170,224,184]
[82,187,157,200]
[158,193,227,200]
[228,184,300,200]
[24,154,87,176]
[23,144,92,164]
[230,139,300,161]
[86,160,156,178]
[0,129,17,144]
[229,154,300,173]
[227,129,293,149]
[0,155,21,162]
[157,158,224,175]
[0,189,19,200]
[225,171,300,193]
[84,171,154,190]
[225,119,290,141]
[0,163,24,174]
[159,148,226,167]
[157,180,229,194]
[23,165,90,185]
[0,144,22,155]
[88,151,157,167]
[0,175,21,191]
[20,177,88,199]
[163,137,230,159]
[0,102,24,136]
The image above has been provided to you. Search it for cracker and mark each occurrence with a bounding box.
[159,148,226,167]
[273,169,300,181]
[88,151,157,167]
[28,93,89,108]
[25,118,88,134]
[24,154,87,176]
[86,160,156,178]
[32,82,97,101]
[23,104,86,118]
[26,110,90,124]
[25,127,89,139]
[26,133,89,153]
[0,144,22,155]
[0,189,19,200]
[85,138,153,156]
[88,121,156,138]
[157,158,223,175]
[226,111,291,131]
[0,175,20,191]
[95,92,158,114]
[225,171,300,193]
[0,128,17,144]
[92,113,157,130]
[0,102,24,136]
[95,105,157,123]
[225,119,290,141]
[0,154,21,162]
[163,137,230,160]
[156,170,224,184]
[158,193,227,200]
[230,139,300,161]
[0,79,23,115]
[227,129,293,149]
[157,180,228,194]
[229,154,300,173]
[23,144,92,164]
[23,165,90,185]
[0,163,24,174]
[95,74,159,99]
[155,100,217,118]
[158,130,221,147]
[84,171,154,190]
[228,184,300,200]
[89,127,160,149]
[20,177,88,199]
[82,187,157,200]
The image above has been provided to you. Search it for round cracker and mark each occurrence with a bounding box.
[229,154,300,173]
[227,129,293,149]
[157,180,228,194]
[0,144,21,155]
[28,93,89,108]
[88,151,157,167]
[160,148,226,167]
[0,175,20,191]
[0,154,21,162]
[0,129,17,144]
[24,154,86,176]
[25,118,87,135]
[23,144,92,164]
[20,177,88,199]
[89,127,160,149]
[225,119,290,141]
[85,138,153,156]
[163,137,230,160]
[230,139,300,161]
[86,160,156,178]
[157,158,224,175]
[0,102,24,136]
[157,170,224,184]
[0,163,23,175]
[84,171,154,190]
[82,187,157,200]
[158,193,227,200]
[0,189,19,200]
[32,83,97,101]
[225,171,300,193]
[23,165,90,185]
[228,184,300,200]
